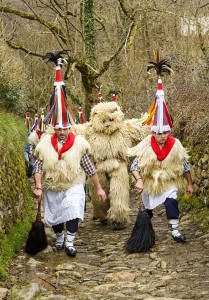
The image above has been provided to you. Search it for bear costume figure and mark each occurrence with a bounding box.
[72,101,150,230]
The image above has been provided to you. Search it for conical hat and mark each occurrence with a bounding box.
[78,106,84,124]
[151,78,173,133]
[31,113,40,131]
[44,64,74,129]
[39,109,46,132]
[25,112,31,130]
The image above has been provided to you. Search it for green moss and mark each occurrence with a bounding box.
[178,194,209,233]
[183,142,206,165]
[84,0,96,67]
[0,204,34,280]
[0,112,35,280]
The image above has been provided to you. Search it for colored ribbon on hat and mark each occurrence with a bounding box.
[151,134,175,161]
[36,130,41,139]
[51,132,75,160]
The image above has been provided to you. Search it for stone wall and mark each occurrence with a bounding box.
[192,149,209,206]
[176,120,209,206]
[0,113,33,240]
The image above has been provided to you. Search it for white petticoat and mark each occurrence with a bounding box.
[43,183,85,226]
[142,187,178,210]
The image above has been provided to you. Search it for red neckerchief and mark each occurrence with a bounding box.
[51,132,75,160]
[36,130,41,139]
[151,134,175,161]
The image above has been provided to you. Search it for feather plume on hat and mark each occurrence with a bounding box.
[42,50,68,66]
[147,51,173,77]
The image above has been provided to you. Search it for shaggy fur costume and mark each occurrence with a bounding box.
[72,102,150,226]
[28,130,40,146]
[28,125,55,155]
[127,134,189,195]
[34,134,90,191]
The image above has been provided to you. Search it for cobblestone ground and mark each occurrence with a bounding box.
[1,191,209,300]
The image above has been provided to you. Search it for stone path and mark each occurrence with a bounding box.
[1,191,209,300]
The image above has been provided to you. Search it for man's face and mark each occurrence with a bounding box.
[54,128,69,142]
[153,131,170,146]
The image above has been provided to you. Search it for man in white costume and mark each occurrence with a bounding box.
[33,124,106,257]
[33,51,106,257]
[128,77,193,242]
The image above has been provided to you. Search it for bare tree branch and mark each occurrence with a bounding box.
[97,21,135,76]
[0,5,67,44]
[117,0,136,20]
[5,39,44,57]
[200,2,209,9]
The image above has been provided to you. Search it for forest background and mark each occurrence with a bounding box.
[0,0,208,144]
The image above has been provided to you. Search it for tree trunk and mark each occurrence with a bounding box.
[81,73,98,121]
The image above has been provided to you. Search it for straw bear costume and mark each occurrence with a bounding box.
[72,101,150,229]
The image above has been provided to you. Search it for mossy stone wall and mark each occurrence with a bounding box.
[0,112,34,279]
[189,144,209,206]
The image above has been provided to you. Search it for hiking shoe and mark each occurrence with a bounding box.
[100,219,108,225]
[112,221,125,230]
[55,241,65,250]
[65,246,77,257]
[55,232,65,250]
[172,232,186,243]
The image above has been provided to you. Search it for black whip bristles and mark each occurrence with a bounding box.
[25,202,48,255]
[125,211,155,253]
[25,220,48,255]
[147,50,173,77]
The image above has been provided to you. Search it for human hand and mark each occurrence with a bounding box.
[135,178,143,194]
[97,188,106,202]
[33,188,42,203]
[187,184,194,197]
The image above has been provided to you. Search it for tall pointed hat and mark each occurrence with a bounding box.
[31,113,40,131]
[25,112,31,130]
[96,83,103,102]
[39,108,46,132]
[151,78,173,133]
[111,90,117,102]
[78,105,84,124]
[108,89,118,102]
[43,51,75,129]
[145,51,173,133]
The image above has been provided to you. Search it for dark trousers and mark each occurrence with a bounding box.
[146,197,180,220]
[52,218,79,234]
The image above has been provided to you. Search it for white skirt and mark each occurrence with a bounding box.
[142,187,178,210]
[43,183,85,226]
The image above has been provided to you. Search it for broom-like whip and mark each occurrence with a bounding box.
[25,201,48,255]
[125,195,155,253]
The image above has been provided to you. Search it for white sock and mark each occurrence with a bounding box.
[169,219,181,237]
[66,231,76,249]
[55,231,64,245]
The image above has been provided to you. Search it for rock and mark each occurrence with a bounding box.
[0,287,9,299]
[26,257,43,267]
[54,263,75,271]
[11,283,40,300]
[104,270,138,282]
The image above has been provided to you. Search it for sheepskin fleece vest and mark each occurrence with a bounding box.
[128,135,189,195]
[28,130,40,146]
[34,134,90,191]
